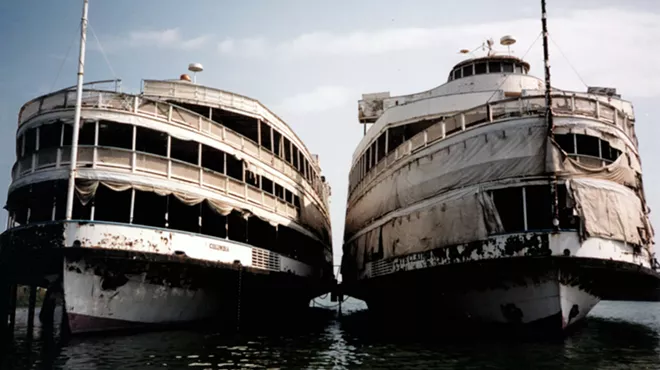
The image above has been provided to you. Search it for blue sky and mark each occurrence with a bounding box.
[1,0,659,264]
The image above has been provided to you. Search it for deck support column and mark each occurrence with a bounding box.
[26,285,37,340]
[8,284,17,339]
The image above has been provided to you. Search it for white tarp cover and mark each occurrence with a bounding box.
[567,178,650,248]
[345,120,547,238]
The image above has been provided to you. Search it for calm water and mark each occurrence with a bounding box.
[2,298,660,369]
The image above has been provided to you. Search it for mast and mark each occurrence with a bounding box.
[65,0,89,220]
[541,0,553,131]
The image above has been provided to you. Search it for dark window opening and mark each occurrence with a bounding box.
[94,185,131,223]
[293,195,301,208]
[201,201,227,239]
[247,216,275,249]
[54,180,67,221]
[273,130,282,157]
[79,121,95,146]
[492,187,524,232]
[554,134,575,154]
[283,137,292,164]
[24,128,36,156]
[201,144,225,173]
[133,191,166,228]
[275,183,284,200]
[170,101,209,118]
[575,134,600,157]
[213,107,259,144]
[404,120,435,140]
[98,121,132,150]
[261,176,274,195]
[488,62,502,73]
[515,64,523,74]
[170,136,198,165]
[502,63,514,73]
[39,123,62,151]
[462,65,473,77]
[376,132,387,161]
[135,127,167,156]
[260,122,272,152]
[227,210,247,243]
[168,195,200,233]
[285,189,293,204]
[28,181,55,222]
[292,146,299,170]
[245,170,259,187]
[600,140,621,162]
[525,185,553,230]
[475,62,487,75]
[453,69,462,80]
[387,126,405,154]
[16,136,23,158]
[226,155,243,180]
[557,184,578,230]
[62,124,73,146]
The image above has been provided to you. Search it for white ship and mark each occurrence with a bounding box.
[340,3,657,332]
[1,1,333,335]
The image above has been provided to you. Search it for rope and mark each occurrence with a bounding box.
[548,33,589,89]
[88,23,117,79]
[49,23,80,93]
[486,31,543,103]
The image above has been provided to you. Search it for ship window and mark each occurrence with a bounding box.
[261,176,274,195]
[16,136,23,158]
[492,187,525,232]
[575,134,599,157]
[135,127,167,156]
[98,121,132,150]
[28,181,56,223]
[201,201,227,239]
[246,170,259,187]
[283,137,292,164]
[260,121,272,152]
[462,64,474,77]
[285,189,293,204]
[174,101,210,118]
[201,144,225,173]
[275,183,284,200]
[39,123,62,151]
[24,128,36,155]
[247,216,275,249]
[170,136,199,165]
[524,185,553,230]
[228,210,247,243]
[79,121,95,146]
[292,146,299,170]
[273,130,282,157]
[225,155,243,181]
[133,190,166,228]
[62,124,73,146]
[213,108,259,144]
[554,134,575,154]
[72,185,92,221]
[168,194,200,233]
[515,64,523,74]
[557,184,578,230]
[94,184,131,224]
[453,68,462,80]
[601,140,621,162]
[502,63,514,73]
[387,126,406,155]
[54,180,67,221]
[293,194,301,208]
[377,132,387,162]
[488,62,501,73]
[475,62,487,75]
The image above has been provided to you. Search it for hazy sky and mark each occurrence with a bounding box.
[1,0,659,265]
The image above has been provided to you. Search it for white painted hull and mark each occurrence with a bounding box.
[63,257,223,334]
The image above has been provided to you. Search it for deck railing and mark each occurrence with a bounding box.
[17,89,330,213]
[348,93,635,199]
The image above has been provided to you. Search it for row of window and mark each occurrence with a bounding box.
[6,180,326,266]
[17,120,304,209]
[168,102,323,192]
[447,59,528,82]
[553,133,622,162]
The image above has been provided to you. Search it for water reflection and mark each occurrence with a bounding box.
[1,300,660,369]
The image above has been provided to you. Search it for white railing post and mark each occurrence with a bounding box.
[460,114,466,131]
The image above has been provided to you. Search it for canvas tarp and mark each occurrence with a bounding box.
[566,177,651,247]
[345,120,547,238]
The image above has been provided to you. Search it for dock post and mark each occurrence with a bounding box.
[26,285,37,340]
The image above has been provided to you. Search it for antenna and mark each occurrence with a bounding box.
[188,63,204,84]
[500,35,516,55]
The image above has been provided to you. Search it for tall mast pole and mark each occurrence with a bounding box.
[65,0,89,220]
[541,0,553,131]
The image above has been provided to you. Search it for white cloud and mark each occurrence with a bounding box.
[97,28,210,52]
[272,86,356,116]
[217,7,660,98]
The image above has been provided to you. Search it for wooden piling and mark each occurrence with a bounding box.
[8,284,17,338]
[27,285,37,339]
